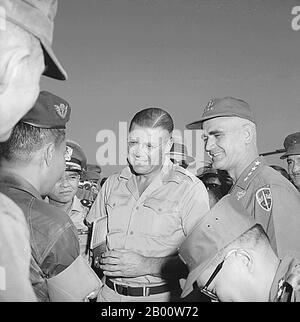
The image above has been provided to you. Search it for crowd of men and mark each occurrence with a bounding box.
[0,0,299,302]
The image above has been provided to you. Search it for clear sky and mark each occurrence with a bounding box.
[41,0,300,177]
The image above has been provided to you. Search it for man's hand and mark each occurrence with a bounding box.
[99,249,148,277]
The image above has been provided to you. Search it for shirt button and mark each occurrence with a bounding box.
[136,206,139,210]
[130,231,134,235]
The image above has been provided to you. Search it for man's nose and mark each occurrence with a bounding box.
[205,137,216,152]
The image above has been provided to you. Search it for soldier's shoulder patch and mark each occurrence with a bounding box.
[256,187,272,211]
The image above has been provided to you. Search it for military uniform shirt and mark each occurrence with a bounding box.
[270,255,300,302]
[0,172,80,301]
[230,156,300,257]
[86,160,210,286]
[69,195,90,260]
[0,193,37,301]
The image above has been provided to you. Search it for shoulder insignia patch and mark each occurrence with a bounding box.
[256,187,272,212]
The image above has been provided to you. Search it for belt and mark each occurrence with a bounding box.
[106,278,171,297]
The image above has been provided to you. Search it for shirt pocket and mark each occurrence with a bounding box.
[105,194,130,232]
[141,197,181,237]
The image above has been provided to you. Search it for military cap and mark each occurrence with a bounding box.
[65,140,87,172]
[84,170,101,182]
[0,0,67,80]
[86,164,101,174]
[178,194,255,298]
[20,91,70,129]
[167,142,195,165]
[280,132,300,159]
[196,165,218,178]
[186,97,256,130]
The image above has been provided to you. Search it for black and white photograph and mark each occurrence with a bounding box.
[0,0,299,310]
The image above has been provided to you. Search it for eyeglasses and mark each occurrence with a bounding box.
[200,249,237,301]
[127,139,168,153]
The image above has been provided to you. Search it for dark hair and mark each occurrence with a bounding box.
[129,107,174,134]
[0,122,65,163]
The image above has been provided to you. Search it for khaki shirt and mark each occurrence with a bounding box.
[230,156,300,257]
[69,196,90,259]
[270,255,300,302]
[87,160,210,286]
[0,192,36,301]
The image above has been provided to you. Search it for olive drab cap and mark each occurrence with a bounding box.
[186,96,256,129]
[65,140,87,172]
[0,0,67,80]
[167,142,195,164]
[178,194,255,298]
[280,132,300,159]
[20,90,71,129]
[84,171,101,181]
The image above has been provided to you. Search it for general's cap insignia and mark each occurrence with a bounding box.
[65,146,73,161]
[256,187,272,212]
[204,99,215,112]
[54,103,68,119]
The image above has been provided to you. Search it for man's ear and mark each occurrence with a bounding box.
[165,136,174,154]
[242,123,254,144]
[44,142,56,167]
[236,249,254,272]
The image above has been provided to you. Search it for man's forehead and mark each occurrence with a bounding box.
[203,117,241,133]
[129,127,170,141]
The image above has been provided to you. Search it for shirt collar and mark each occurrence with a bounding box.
[269,255,297,301]
[0,170,42,200]
[233,156,265,190]
[71,195,83,213]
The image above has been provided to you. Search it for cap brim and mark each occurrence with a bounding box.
[168,152,195,164]
[186,113,256,130]
[181,259,211,298]
[41,40,68,80]
[66,162,82,172]
[280,151,300,159]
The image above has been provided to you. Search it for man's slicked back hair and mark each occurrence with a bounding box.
[129,107,174,134]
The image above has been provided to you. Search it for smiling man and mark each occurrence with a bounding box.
[186,97,300,258]
[87,107,209,302]
[48,140,92,261]
[280,132,300,193]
